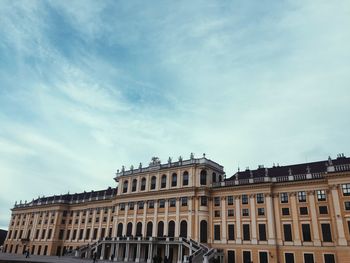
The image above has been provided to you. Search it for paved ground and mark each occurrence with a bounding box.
[0,253,119,263]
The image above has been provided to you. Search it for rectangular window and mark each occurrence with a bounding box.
[200,196,208,206]
[159,199,165,208]
[256,193,264,204]
[242,194,248,204]
[214,225,220,240]
[345,201,350,211]
[65,230,70,240]
[120,203,125,211]
[321,223,332,242]
[285,253,295,263]
[228,224,235,240]
[300,207,308,215]
[298,191,307,202]
[243,224,250,241]
[283,224,293,241]
[324,254,335,263]
[228,209,234,217]
[93,228,98,240]
[227,196,234,205]
[259,251,268,263]
[348,221,350,234]
[282,208,290,216]
[243,251,251,263]
[214,197,220,206]
[302,224,312,242]
[79,229,83,240]
[148,200,154,209]
[319,206,328,214]
[129,202,134,210]
[280,193,288,204]
[304,253,314,263]
[48,229,52,239]
[138,201,144,209]
[342,183,350,196]
[86,229,90,239]
[258,207,265,216]
[242,208,249,217]
[181,197,188,206]
[258,224,267,241]
[72,229,77,240]
[317,190,327,201]
[169,198,176,207]
[227,251,235,263]
[214,210,220,217]
[41,229,46,239]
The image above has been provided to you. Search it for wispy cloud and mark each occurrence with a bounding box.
[0,0,349,229]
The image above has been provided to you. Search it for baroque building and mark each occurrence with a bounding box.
[3,153,350,263]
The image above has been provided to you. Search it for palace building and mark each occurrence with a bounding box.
[3,153,350,263]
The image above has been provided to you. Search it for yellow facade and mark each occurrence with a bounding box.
[3,155,350,263]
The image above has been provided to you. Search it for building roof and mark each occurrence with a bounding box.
[228,154,350,180]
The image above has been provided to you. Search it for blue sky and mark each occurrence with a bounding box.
[0,0,350,229]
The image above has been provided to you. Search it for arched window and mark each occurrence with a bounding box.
[157,221,164,237]
[161,174,167,188]
[212,172,217,183]
[132,179,137,192]
[146,222,153,237]
[140,178,146,191]
[126,222,132,236]
[168,221,175,237]
[150,176,156,190]
[180,220,187,238]
[171,173,177,187]
[200,170,207,185]
[183,171,189,186]
[136,222,142,236]
[123,180,128,193]
[200,220,208,243]
[117,223,123,237]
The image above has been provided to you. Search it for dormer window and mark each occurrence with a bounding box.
[151,176,156,190]
[171,173,177,187]
[123,180,128,193]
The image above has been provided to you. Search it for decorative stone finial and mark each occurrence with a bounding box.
[203,153,206,158]
[130,165,134,171]
[328,156,333,166]
[168,157,172,164]
[139,162,142,169]
[265,168,268,177]
[190,152,194,159]
[288,168,292,176]
[178,156,183,163]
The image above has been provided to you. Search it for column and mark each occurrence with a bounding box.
[290,192,301,245]
[123,205,128,236]
[132,204,138,236]
[273,194,283,245]
[177,244,183,263]
[106,208,112,238]
[188,197,193,239]
[135,244,141,262]
[124,243,130,262]
[76,212,82,241]
[152,201,158,237]
[266,194,276,245]
[308,191,321,246]
[97,209,103,239]
[114,244,119,261]
[164,200,169,236]
[30,213,39,240]
[175,198,180,237]
[147,244,153,263]
[235,196,242,243]
[91,209,97,241]
[142,201,148,236]
[221,196,227,243]
[194,197,199,241]
[112,204,119,237]
[83,210,89,240]
[331,185,347,245]
[250,194,257,244]
[100,243,105,260]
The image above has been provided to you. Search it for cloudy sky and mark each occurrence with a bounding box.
[0,0,349,229]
